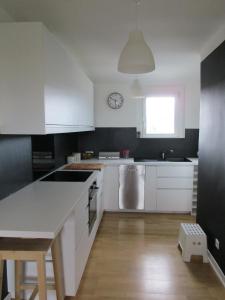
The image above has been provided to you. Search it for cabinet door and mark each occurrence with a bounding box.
[144,166,157,211]
[61,213,76,296]
[75,222,89,293]
[44,28,94,128]
[103,166,119,211]
[74,191,89,250]
[156,189,192,212]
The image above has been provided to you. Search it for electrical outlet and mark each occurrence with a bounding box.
[215,238,220,250]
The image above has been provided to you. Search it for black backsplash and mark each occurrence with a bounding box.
[0,135,33,299]
[76,128,199,158]
[54,133,78,167]
[31,133,78,179]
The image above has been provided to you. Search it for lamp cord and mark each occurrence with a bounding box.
[135,0,141,31]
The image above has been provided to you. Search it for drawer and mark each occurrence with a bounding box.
[156,189,192,212]
[157,178,193,189]
[157,166,194,178]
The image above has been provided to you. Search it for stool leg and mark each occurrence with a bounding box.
[203,252,208,263]
[37,254,47,300]
[51,236,64,300]
[15,261,23,300]
[0,260,4,298]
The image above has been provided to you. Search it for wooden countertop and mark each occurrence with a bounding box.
[64,163,104,171]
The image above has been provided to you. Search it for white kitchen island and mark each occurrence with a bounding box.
[0,169,104,299]
[0,174,96,239]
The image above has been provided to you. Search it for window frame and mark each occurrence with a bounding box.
[141,89,185,139]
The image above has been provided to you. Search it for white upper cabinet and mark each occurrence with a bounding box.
[0,22,94,134]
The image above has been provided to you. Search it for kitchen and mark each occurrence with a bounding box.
[0,0,225,300]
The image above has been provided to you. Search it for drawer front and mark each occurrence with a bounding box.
[156,189,192,212]
[157,178,193,189]
[75,226,89,292]
[74,192,89,249]
[157,166,194,178]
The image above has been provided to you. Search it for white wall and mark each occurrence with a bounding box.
[94,76,200,129]
[201,23,225,61]
[0,7,13,22]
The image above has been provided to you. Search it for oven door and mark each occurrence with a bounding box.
[89,191,97,234]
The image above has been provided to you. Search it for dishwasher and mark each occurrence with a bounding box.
[119,165,145,210]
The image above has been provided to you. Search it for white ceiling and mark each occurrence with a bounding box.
[0,0,225,83]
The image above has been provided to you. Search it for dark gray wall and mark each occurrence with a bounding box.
[0,135,32,200]
[0,135,32,299]
[76,128,199,158]
[197,40,225,274]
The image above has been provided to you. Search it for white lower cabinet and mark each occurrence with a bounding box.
[144,165,194,213]
[103,166,119,211]
[155,166,194,213]
[103,164,194,213]
[62,172,104,296]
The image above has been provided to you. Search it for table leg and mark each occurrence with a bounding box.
[15,261,23,300]
[37,254,47,300]
[0,259,4,299]
[51,235,65,300]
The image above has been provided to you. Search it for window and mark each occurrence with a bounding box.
[142,92,185,138]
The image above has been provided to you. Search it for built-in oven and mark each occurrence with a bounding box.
[88,181,98,234]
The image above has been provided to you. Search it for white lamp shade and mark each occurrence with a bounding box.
[118,30,155,74]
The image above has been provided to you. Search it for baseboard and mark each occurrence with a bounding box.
[3,293,11,300]
[208,250,225,287]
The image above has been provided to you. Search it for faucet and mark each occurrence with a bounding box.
[161,149,174,160]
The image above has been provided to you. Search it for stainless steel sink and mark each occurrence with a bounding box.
[134,157,191,163]
[165,157,191,162]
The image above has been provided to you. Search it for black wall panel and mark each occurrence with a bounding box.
[197,41,225,273]
[0,135,32,200]
[0,135,32,299]
[77,128,199,158]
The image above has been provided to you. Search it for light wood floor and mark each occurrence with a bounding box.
[68,213,225,300]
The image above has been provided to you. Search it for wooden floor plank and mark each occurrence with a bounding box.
[67,213,225,300]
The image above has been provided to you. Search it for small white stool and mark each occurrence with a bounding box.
[178,223,208,263]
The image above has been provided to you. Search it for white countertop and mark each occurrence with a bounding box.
[0,171,97,239]
[80,157,198,166]
[0,158,198,239]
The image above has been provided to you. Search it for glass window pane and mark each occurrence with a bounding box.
[146,96,175,134]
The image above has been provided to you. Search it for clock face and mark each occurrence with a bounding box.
[107,92,124,109]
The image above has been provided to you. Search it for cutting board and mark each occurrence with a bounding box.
[64,163,104,171]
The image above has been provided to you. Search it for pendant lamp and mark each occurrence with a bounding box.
[118,0,155,74]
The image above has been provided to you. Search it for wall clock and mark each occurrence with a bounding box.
[107,92,124,109]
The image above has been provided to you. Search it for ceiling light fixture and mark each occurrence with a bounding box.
[118,0,155,74]
[131,78,144,99]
